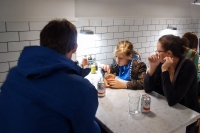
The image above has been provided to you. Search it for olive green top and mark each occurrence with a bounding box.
[184,48,200,82]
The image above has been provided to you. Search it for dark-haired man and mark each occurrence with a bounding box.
[0,19,100,133]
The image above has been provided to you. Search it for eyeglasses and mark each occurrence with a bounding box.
[155,50,166,53]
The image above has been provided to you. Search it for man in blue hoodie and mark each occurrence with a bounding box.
[0,19,100,133]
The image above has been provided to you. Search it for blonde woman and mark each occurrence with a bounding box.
[100,40,147,89]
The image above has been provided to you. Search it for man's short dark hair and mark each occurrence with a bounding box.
[40,19,77,55]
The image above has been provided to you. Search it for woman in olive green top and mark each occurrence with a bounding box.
[183,32,199,70]
[182,32,200,94]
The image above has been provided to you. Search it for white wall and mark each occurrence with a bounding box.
[75,0,200,18]
[76,18,200,65]
[191,4,200,18]
[0,0,200,88]
[0,0,75,21]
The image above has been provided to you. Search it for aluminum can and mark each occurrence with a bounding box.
[97,80,105,97]
[141,94,151,113]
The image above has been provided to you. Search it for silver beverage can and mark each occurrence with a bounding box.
[141,94,151,113]
[97,80,105,97]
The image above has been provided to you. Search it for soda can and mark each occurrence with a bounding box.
[97,80,105,97]
[141,94,151,113]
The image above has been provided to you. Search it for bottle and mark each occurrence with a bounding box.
[90,64,96,74]
[97,77,105,97]
[88,55,93,67]
[93,57,98,71]
[82,55,88,68]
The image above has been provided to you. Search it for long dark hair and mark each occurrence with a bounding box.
[158,35,188,58]
[40,19,77,55]
[182,32,198,51]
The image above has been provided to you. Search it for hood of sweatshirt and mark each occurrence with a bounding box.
[16,46,89,79]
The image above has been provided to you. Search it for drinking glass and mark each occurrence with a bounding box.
[128,92,140,114]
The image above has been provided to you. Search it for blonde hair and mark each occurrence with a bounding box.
[114,40,139,57]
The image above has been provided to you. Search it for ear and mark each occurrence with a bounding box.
[72,44,78,53]
[128,54,133,59]
[166,50,173,57]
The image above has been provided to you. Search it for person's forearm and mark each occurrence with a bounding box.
[127,80,144,90]
[144,73,155,93]
[122,82,127,89]
[147,67,156,76]
[113,81,126,89]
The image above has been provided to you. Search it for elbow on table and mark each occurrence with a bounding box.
[143,83,153,93]
[167,101,176,107]
[144,88,152,93]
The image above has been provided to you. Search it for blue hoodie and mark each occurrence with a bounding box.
[0,46,100,133]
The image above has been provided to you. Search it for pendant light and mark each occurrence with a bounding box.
[191,0,200,5]
[167,24,177,30]
[80,27,94,35]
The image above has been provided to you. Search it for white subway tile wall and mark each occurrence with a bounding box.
[95,40,107,47]
[107,52,114,59]
[125,19,134,26]
[139,25,148,31]
[160,19,167,24]
[0,72,8,83]
[129,38,137,43]
[6,22,29,31]
[0,63,9,72]
[134,19,144,25]
[134,31,142,37]
[108,26,118,32]
[102,33,113,40]
[144,19,151,25]
[114,32,124,38]
[124,32,133,38]
[19,31,40,41]
[114,19,124,26]
[130,26,139,31]
[29,22,48,31]
[83,26,96,33]
[30,40,40,46]
[76,20,89,27]
[96,27,107,34]
[102,19,113,26]
[9,61,18,69]
[108,39,119,46]
[8,41,30,51]
[0,52,20,62]
[89,20,101,26]
[119,26,129,32]
[0,18,200,89]
[143,31,151,36]
[101,46,113,53]
[0,23,6,32]
[0,43,8,52]
[76,18,200,68]
[0,32,19,42]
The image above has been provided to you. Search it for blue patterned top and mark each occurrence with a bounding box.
[119,54,139,81]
